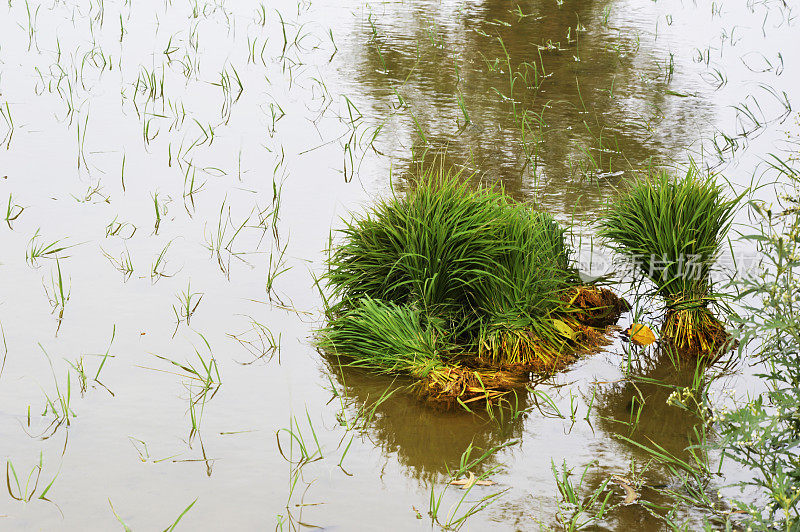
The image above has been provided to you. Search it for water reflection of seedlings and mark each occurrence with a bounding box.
[596,356,711,463]
[4,194,24,228]
[325,361,527,481]
[5,453,59,505]
[348,1,696,193]
[228,317,281,365]
[593,352,738,526]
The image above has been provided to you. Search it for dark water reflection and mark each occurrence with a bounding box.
[325,361,529,482]
[596,354,711,467]
[345,0,716,219]
[326,348,726,527]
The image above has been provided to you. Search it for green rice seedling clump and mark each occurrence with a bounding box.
[599,166,738,356]
[318,297,444,378]
[320,167,625,407]
[318,297,525,408]
[325,173,517,321]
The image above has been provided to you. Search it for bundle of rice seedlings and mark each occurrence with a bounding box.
[318,297,443,377]
[318,298,524,407]
[598,167,738,356]
[325,171,510,323]
[320,167,626,407]
[325,168,598,358]
[417,365,527,409]
[471,207,582,367]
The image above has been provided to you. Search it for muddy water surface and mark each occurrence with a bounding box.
[0,0,798,530]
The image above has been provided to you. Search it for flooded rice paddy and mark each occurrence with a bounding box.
[0,0,798,529]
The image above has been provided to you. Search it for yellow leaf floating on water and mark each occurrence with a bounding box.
[626,323,656,346]
[449,472,497,489]
[611,475,640,504]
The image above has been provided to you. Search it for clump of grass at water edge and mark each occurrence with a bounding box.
[598,166,739,358]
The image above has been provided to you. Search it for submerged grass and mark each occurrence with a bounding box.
[320,166,625,408]
[599,166,737,357]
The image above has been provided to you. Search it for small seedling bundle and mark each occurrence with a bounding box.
[318,169,625,408]
[599,167,737,357]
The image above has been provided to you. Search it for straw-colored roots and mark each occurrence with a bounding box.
[476,302,622,373]
[661,308,730,358]
[416,366,527,409]
[477,329,560,370]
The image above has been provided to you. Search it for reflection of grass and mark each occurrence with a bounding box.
[26,229,78,266]
[323,356,530,482]
[599,167,737,356]
[142,334,221,443]
[6,453,59,504]
[5,194,24,228]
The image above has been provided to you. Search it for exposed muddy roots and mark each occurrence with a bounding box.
[415,366,528,410]
[416,288,628,407]
[565,286,630,328]
[467,322,618,376]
